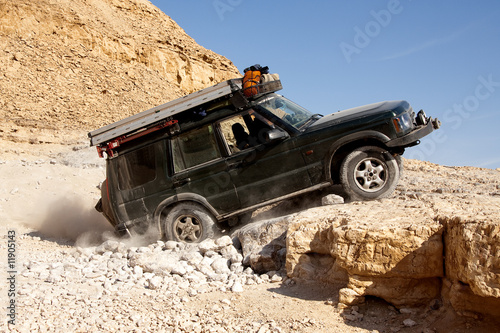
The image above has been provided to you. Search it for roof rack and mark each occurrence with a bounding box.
[89,78,245,146]
[88,78,282,150]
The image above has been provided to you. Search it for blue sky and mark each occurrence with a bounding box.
[151,0,500,169]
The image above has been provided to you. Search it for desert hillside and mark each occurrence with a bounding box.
[0,0,240,143]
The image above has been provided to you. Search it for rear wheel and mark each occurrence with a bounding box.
[164,203,216,243]
[340,146,400,201]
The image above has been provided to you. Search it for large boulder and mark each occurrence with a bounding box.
[286,214,347,284]
[286,200,444,306]
[441,215,500,317]
[283,179,500,318]
[233,215,294,274]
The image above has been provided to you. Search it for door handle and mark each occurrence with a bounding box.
[173,178,191,186]
[227,161,244,170]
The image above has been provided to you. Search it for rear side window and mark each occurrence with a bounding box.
[117,145,156,190]
[171,125,221,173]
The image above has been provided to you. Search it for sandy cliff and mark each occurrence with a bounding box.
[0,0,240,143]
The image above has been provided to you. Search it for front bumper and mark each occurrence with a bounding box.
[386,117,440,148]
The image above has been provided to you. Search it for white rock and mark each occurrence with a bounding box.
[243,267,254,275]
[215,236,233,248]
[136,247,152,254]
[181,251,204,266]
[230,263,244,274]
[270,274,282,283]
[198,239,217,254]
[171,264,187,276]
[403,319,417,327]
[321,194,344,205]
[231,281,244,293]
[95,240,121,254]
[133,265,143,276]
[211,257,231,275]
[148,276,163,290]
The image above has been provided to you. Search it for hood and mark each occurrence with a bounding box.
[307,100,410,130]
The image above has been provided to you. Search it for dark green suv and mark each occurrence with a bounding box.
[93,80,439,243]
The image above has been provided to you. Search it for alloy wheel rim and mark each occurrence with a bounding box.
[173,215,202,242]
[353,157,387,193]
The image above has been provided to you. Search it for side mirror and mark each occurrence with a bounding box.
[265,128,289,143]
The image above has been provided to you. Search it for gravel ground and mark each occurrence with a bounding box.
[1,141,498,332]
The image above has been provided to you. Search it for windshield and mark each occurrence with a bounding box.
[256,94,319,130]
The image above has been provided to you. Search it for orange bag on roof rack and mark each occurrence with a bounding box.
[242,70,261,97]
[242,64,269,97]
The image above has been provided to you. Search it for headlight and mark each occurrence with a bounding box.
[392,113,413,134]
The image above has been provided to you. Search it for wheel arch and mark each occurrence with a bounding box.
[153,193,221,236]
[325,131,392,184]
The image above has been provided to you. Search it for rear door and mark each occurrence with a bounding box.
[110,141,169,228]
[217,110,312,208]
[169,124,240,214]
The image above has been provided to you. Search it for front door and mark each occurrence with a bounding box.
[217,110,312,208]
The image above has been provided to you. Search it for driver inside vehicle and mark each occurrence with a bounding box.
[232,123,250,150]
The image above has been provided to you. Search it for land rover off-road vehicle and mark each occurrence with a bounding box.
[89,69,440,243]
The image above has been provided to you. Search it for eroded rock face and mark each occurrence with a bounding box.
[0,0,241,143]
[284,160,500,316]
[286,214,346,284]
[440,216,500,317]
[286,201,444,306]
[234,215,294,273]
[286,208,500,311]
[443,217,500,298]
[331,222,443,278]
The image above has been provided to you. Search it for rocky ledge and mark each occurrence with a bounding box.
[236,159,500,319]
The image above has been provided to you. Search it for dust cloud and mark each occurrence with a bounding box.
[108,224,162,249]
[27,195,114,245]
[23,193,164,248]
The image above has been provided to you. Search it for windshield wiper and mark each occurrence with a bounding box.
[299,114,323,129]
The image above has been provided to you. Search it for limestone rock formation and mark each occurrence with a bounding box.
[441,216,500,317]
[283,159,500,317]
[0,0,241,143]
[286,201,444,306]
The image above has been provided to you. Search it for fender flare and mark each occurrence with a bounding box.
[323,130,391,181]
[153,193,221,234]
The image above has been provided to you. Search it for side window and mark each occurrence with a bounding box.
[117,145,156,190]
[219,110,273,154]
[171,124,221,173]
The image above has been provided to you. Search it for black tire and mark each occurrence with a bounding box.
[340,146,400,201]
[164,202,216,243]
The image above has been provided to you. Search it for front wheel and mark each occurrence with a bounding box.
[340,146,400,201]
[163,203,217,243]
